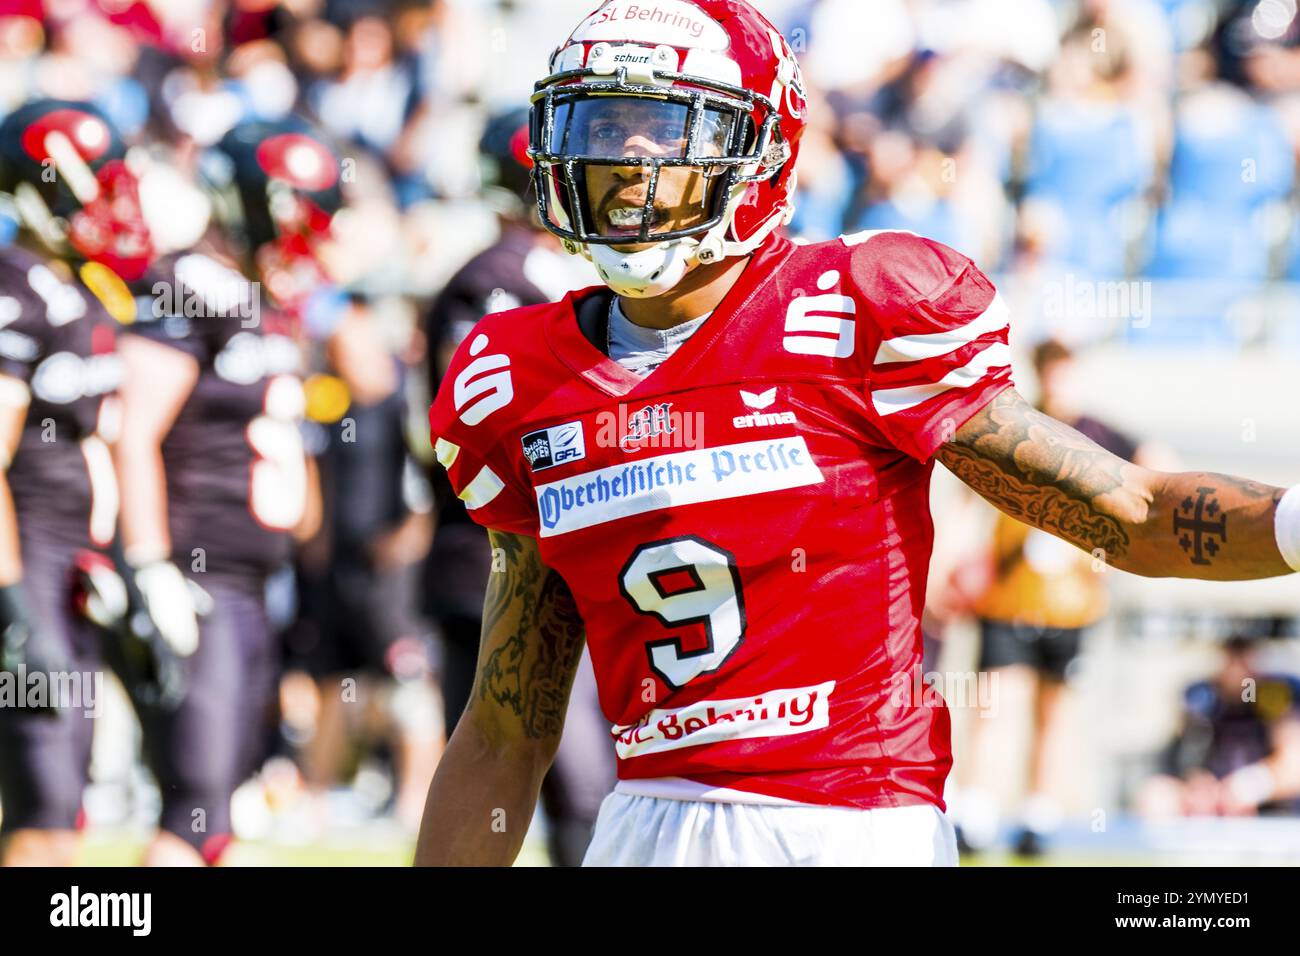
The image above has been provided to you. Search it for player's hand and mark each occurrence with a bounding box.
[1217,765,1272,817]
[0,582,73,715]
[74,550,188,711]
[132,560,200,657]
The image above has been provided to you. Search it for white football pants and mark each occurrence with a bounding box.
[582,789,959,866]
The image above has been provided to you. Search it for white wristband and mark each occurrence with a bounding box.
[1275,485,1300,573]
[1225,764,1276,807]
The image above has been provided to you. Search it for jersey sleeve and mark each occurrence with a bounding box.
[0,255,84,385]
[0,305,47,385]
[850,232,1014,463]
[427,317,539,537]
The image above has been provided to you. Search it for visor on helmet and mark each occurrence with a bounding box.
[556,95,735,160]
[531,69,780,247]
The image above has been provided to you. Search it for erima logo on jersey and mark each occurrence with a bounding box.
[521,421,587,472]
[613,680,836,760]
[734,410,798,429]
[734,387,796,429]
[534,436,823,537]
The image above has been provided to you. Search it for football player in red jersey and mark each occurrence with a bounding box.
[415,0,1300,866]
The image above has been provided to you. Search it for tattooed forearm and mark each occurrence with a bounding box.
[475,529,585,740]
[937,389,1292,580]
[1147,473,1286,578]
[935,389,1146,559]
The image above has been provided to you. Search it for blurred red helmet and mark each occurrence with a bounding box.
[0,98,155,281]
[209,119,343,314]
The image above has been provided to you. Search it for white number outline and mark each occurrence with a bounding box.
[617,535,747,691]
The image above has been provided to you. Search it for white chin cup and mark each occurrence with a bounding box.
[588,238,697,299]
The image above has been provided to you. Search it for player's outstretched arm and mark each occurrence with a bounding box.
[414,528,586,866]
[936,388,1294,580]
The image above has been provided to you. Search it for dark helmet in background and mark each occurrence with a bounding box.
[205,117,344,312]
[0,98,155,280]
[477,107,535,220]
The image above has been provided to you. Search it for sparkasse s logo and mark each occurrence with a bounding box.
[453,333,514,427]
[783,270,856,359]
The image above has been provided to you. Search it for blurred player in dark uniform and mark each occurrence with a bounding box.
[1138,633,1300,816]
[112,119,340,865]
[423,108,614,865]
[0,99,128,865]
[288,291,441,832]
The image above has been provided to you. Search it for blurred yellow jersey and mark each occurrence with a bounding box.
[972,513,1109,629]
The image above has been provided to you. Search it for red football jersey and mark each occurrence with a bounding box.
[428,230,1014,811]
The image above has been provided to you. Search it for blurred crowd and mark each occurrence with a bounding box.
[0,0,1298,865]
[14,1,1300,305]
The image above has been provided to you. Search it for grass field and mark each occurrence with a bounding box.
[76,830,1168,867]
[72,822,1299,866]
[74,830,555,867]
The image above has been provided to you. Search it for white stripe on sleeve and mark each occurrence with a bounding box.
[873,292,1010,365]
[872,341,1011,417]
[459,464,506,510]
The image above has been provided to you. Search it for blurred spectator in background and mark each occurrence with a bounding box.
[1216,0,1300,94]
[784,86,852,241]
[1137,634,1300,817]
[1017,17,1164,281]
[286,290,441,835]
[951,338,1150,857]
[308,10,422,203]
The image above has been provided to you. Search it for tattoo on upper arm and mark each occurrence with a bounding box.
[477,529,585,739]
[935,389,1140,559]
